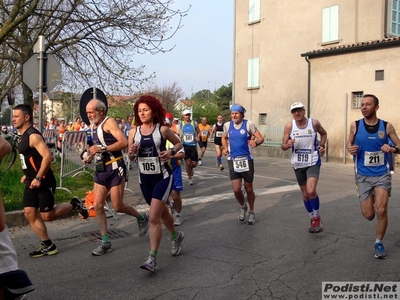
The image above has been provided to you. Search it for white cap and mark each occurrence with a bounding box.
[182,109,191,115]
[173,118,179,121]
[290,102,305,112]
[165,118,171,125]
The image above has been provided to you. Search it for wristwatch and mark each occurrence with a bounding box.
[101,145,107,152]
[35,176,42,182]
[170,148,177,156]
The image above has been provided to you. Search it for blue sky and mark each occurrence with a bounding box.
[139,0,234,98]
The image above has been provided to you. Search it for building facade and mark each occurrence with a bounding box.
[234,0,400,162]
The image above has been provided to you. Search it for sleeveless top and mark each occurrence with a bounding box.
[354,119,389,176]
[289,118,321,169]
[91,117,124,171]
[227,120,252,160]
[181,120,197,146]
[198,123,211,142]
[213,122,224,143]
[18,126,55,181]
[133,124,171,184]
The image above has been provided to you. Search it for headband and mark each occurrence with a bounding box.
[230,104,244,113]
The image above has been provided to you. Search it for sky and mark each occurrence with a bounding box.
[139,0,234,98]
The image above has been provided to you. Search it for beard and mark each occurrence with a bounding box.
[89,114,101,125]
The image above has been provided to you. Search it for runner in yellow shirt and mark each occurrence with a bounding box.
[197,117,212,166]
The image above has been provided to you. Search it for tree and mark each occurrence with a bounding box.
[0,0,39,45]
[211,82,232,118]
[191,89,212,102]
[0,1,190,107]
[142,82,184,113]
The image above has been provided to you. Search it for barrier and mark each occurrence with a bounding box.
[57,131,89,193]
[42,129,59,161]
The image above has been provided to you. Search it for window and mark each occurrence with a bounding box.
[248,58,260,89]
[249,0,261,23]
[259,113,267,125]
[352,91,363,109]
[375,70,384,81]
[390,0,400,36]
[322,5,339,44]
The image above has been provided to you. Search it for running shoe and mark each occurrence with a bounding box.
[309,216,324,233]
[247,212,256,225]
[137,212,149,237]
[140,254,157,272]
[174,213,183,226]
[171,231,185,256]
[374,242,388,259]
[219,164,224,171]
[29,242,58,258]
[390,171,395,175]
[198,159,202,166]
[238,204,247,221]
[188,178,193,186]
[70,196,89,219]
[91,240,112,256]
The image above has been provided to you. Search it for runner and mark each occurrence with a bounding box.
[211,114,225,170]
[197,117,212,166]
[180,109,199,186]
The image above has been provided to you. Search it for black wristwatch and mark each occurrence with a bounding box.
[170,148,177,156]
[35,176,42,182]
[101,145,107,152]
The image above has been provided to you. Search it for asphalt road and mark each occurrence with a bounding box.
[8,152,400,300]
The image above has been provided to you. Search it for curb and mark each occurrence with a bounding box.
[5,208,76,228]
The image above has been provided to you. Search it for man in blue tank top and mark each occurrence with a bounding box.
[221,104,264,225]
[347,94,400,259]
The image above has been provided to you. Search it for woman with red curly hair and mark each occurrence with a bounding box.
[128,94,184,272]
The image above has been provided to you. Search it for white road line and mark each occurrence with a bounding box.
[133,184,299,212]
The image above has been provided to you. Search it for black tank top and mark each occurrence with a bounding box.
[18,126,55,180]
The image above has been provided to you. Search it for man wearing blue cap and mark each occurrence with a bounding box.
[221,104,264,225]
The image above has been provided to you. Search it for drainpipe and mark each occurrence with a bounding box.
[304,56,311,118]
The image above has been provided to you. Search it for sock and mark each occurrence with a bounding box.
[150,249,158,257]
[241,204,247,210]
[310,196,320,216]
[217,156,222,165]
[171,231,178,240]
[375,239,382,244]
[42,239,52,247]
[303,199,313,218]
[137,213,144,221]
[249,210,254,214]
[199,158,201,161]
[102,235,110,243]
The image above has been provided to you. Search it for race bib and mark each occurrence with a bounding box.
[233,156,249,173]
[138,157,161,174]
[19,154,27,169]
[294,149,312,167]
[216,131,223,138]
[183,133,194,143]
[364,151,384,166]
[59,133,64,139]
[201,130,208,137]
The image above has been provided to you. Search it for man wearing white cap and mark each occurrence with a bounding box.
[221,104,264,225]
[281,102,327,233]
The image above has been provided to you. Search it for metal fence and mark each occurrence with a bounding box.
[257,126,284,147]
[57,131,89,193]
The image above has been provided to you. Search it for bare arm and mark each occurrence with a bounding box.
[248,129,264,148]
[346,121,359,155]
[385,122,400,154]
[29,133,53,189]
[0,136,12,160]
[159,126,182,162]
[127,126,138,161]
[281,122,293,151]
[103,118,128,152]
[313,119,327,154]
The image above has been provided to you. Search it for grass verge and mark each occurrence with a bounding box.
[0,156,94,212]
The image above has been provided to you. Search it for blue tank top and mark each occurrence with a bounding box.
[181,120,196,146]
[228,120,251,159]
[354,119,389,176]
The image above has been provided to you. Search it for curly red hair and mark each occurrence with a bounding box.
[133,94,167,126]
